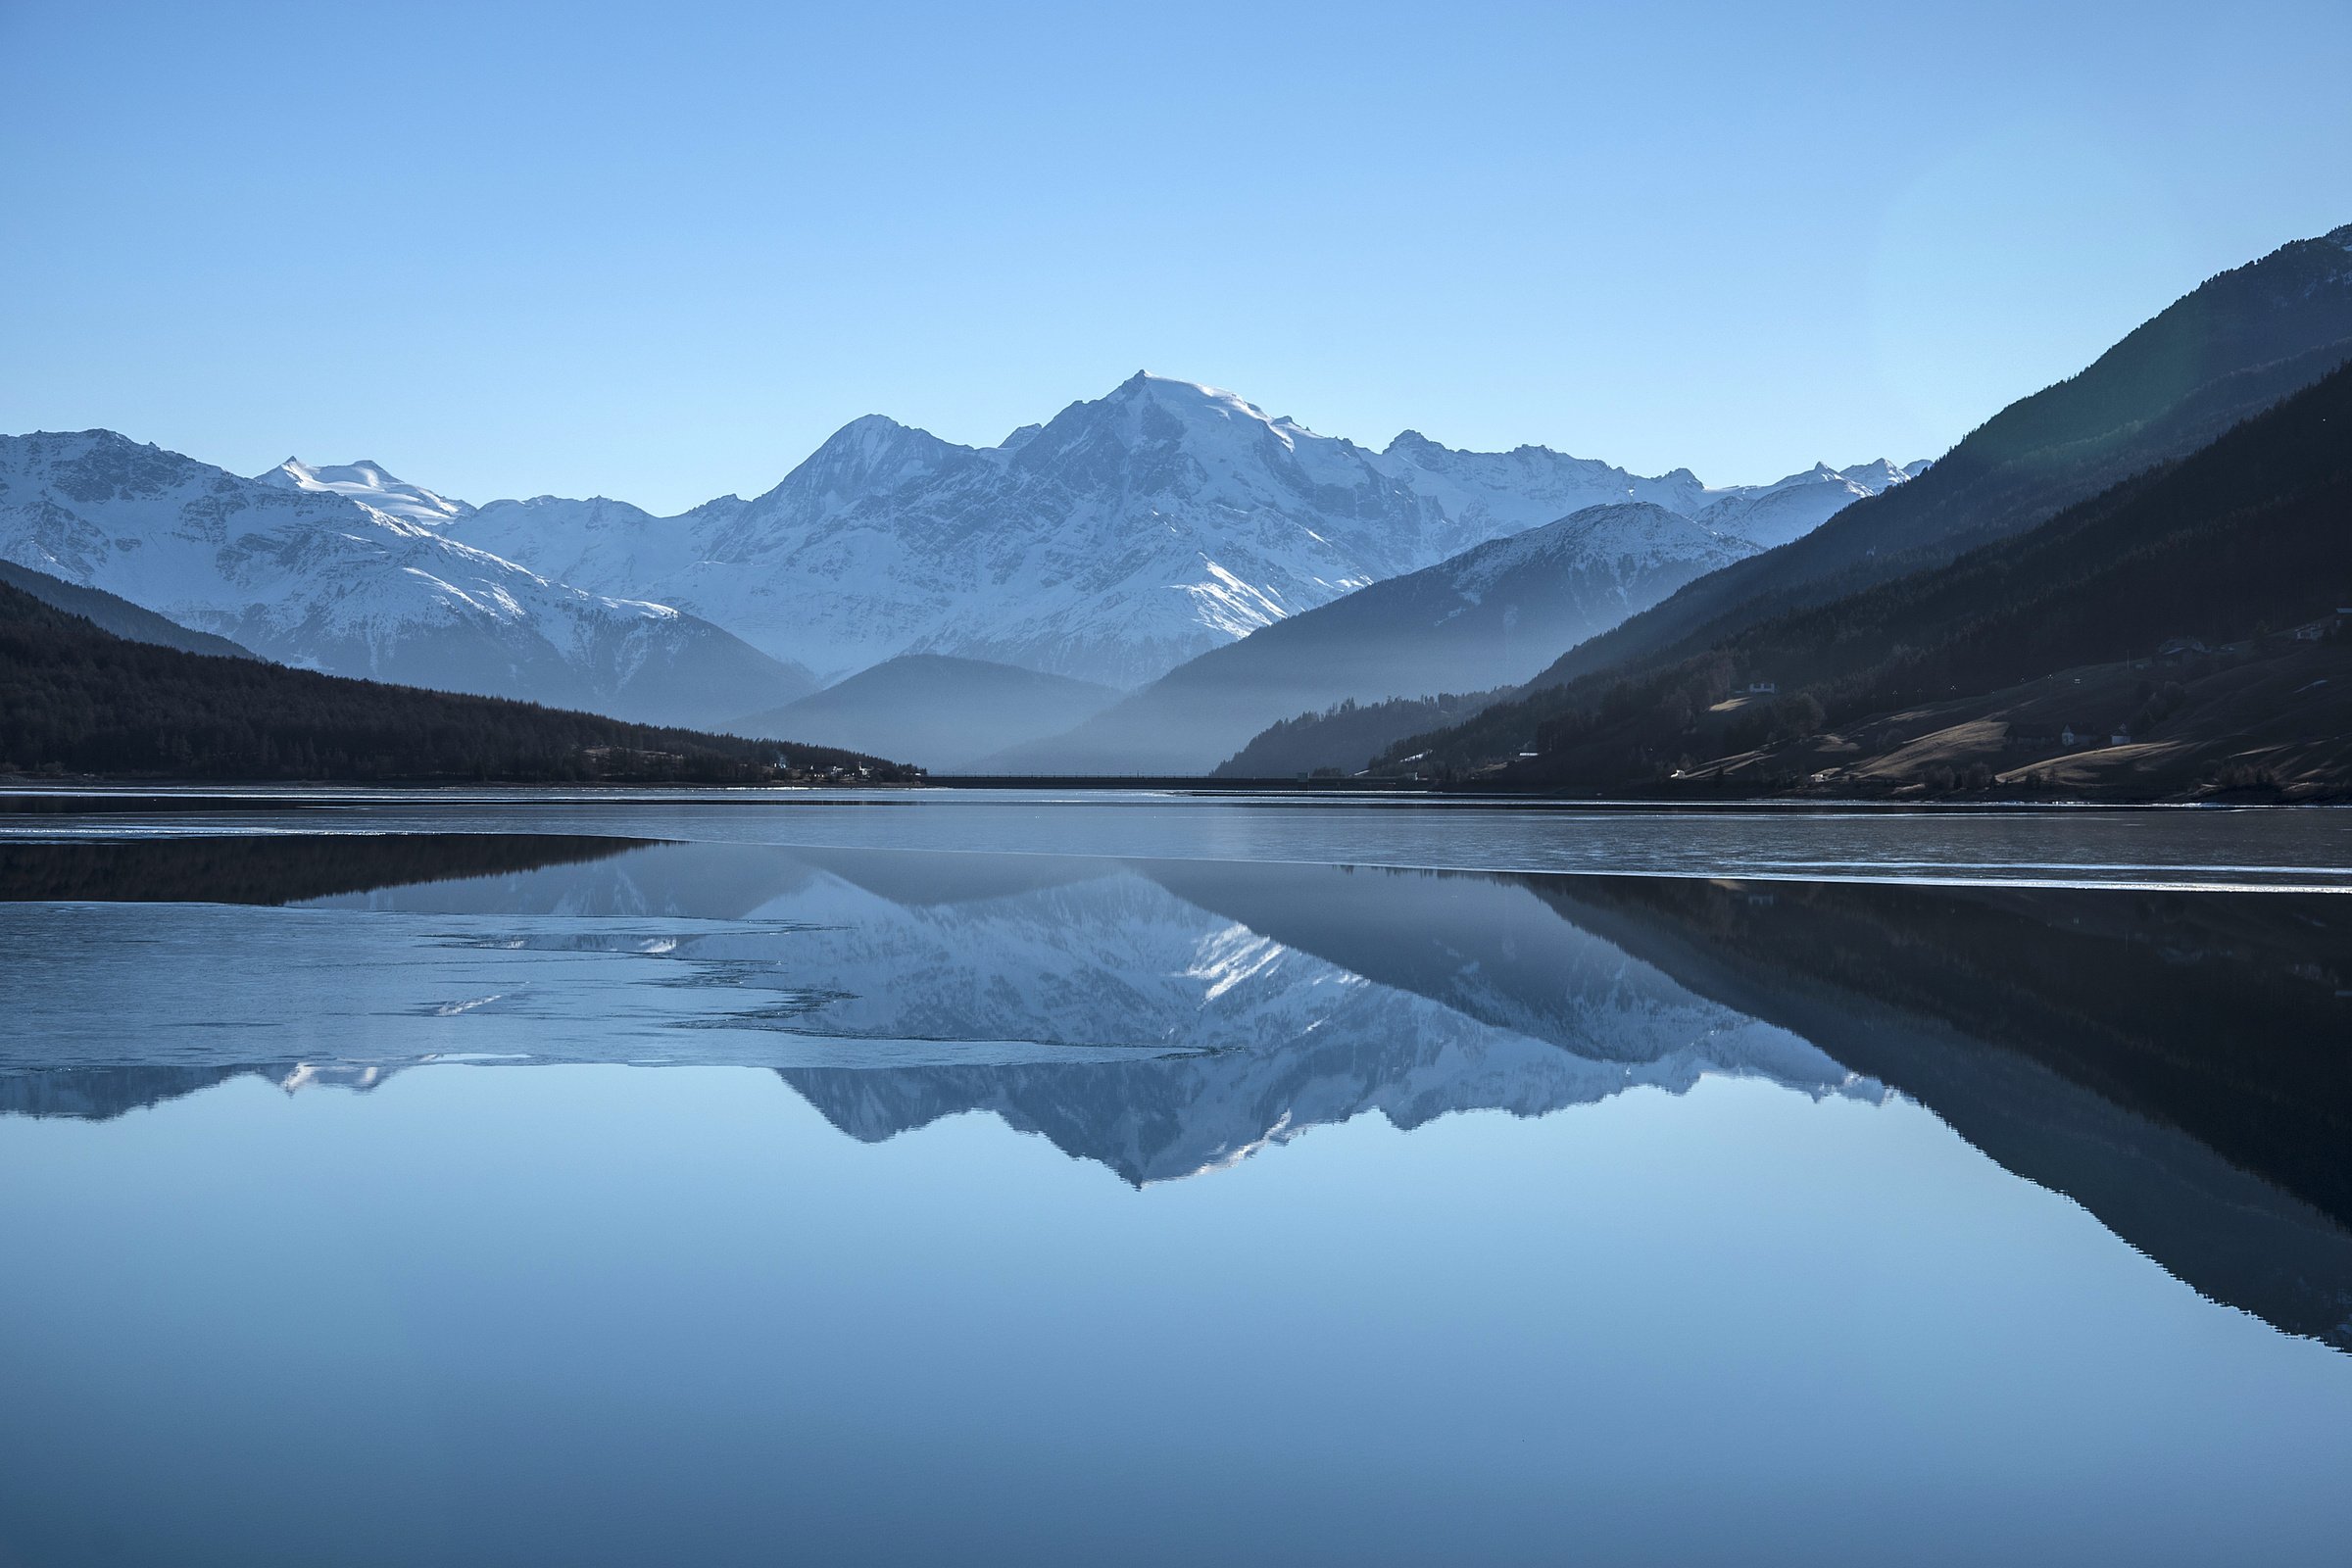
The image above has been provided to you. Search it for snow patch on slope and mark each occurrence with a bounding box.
[262,458,473,529]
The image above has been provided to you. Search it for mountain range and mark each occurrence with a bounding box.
[1,375,1907,760]
[445,374,1752,691]
[0,431,816,727]
[6,222,2346,785]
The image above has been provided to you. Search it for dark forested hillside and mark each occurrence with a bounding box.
[1213,691,1502,777]
[1526,221,2352,696]
[1378,358,2352,799]
[0,580,916,783]
[0,833,646,905]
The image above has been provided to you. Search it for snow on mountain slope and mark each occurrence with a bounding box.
[976,502,1762,775]
[1692,459,1928,550]
[260,457,474,528]
[1373,428,1713,530]
[450,373,1767,690]
[0,431,816,727]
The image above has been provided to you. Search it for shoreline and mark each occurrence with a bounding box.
[1,779,2341,814]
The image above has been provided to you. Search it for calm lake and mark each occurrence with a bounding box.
[2,789,2349,1566]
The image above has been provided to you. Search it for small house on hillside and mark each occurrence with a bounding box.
[1746,680,1778,696]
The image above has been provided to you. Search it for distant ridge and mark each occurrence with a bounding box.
[731,654,1119,771]
[982,501,1764,776]
[0,560,254,660]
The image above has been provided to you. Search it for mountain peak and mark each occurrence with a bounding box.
[833,413,913,439]
[1103,369,1250,406]
[259,457,471,525]
[746,412,970,516]
[793,413,964,473]
[1131,373,1292,433]
[1831,459,1918,495]
[1018,373,1298,465]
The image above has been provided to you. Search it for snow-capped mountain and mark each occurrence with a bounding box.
[1692,458,1930,550]
[977,501,1765,775]
[260,457,475,529]
[0,431,816,726]
[451,372,1817,690]
[0,377,1913,750]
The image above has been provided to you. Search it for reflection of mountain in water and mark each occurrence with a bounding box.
[779,857,1870,1184]
[3,829,2348,1348]
[321,842,1869,1111]
[0,1061,402,1121]
[1,839,1868,1152]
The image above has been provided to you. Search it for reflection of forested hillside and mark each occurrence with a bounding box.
[1542,876,2352,1348]
[1545,877,2352,1224]
[0,833,649,906]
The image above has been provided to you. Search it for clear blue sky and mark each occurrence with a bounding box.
[3,0,2347,512]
